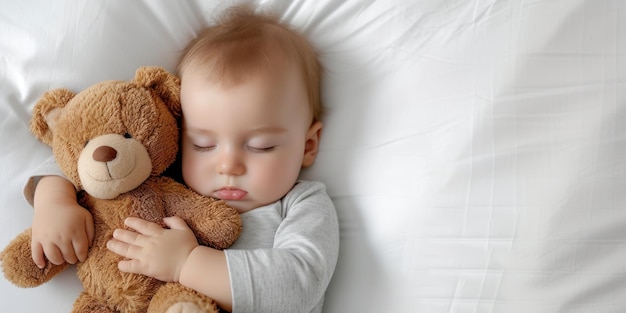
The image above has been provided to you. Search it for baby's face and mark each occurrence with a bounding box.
[179,66,320,213]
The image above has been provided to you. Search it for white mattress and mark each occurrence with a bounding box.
[2,1,626,312]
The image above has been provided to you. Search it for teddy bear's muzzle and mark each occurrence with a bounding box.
[77,133,152,199]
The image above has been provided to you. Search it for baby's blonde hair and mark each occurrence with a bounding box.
[178,6,323,122]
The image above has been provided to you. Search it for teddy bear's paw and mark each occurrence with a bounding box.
[165,302,204,313]
[0,228,69,287]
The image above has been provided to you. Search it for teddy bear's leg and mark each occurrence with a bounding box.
[0,228,69,287]
[147,282,220,313]
[71,291,116,313]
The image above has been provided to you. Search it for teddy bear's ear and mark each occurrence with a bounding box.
[29,88,75,146]
[134,66,182,117]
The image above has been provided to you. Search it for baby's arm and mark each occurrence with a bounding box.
[179,243,232,311]
[26,157,94,268]
[31,176,94,268]
[107,216,233,311]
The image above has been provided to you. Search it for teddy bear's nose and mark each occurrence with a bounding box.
[93,145,118,162]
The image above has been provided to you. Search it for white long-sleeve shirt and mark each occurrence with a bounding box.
[26,158,340,313]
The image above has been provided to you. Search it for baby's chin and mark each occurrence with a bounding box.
[222,199,254,214]
[224,198,275,214]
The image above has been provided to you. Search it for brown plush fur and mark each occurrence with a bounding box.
[0,66,241,313]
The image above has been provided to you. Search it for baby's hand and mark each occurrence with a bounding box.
[31,200,94,268]
[107,216,199,282]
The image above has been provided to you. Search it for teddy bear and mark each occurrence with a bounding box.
[0,66,242,313]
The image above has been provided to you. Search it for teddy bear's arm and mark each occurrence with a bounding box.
[153,177,242,250]
[0,228,70,288]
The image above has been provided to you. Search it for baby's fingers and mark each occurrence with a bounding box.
[42,244,64,265]
[106,238,133,259]
[124,217,165,236]
[107,239,147,275]
[107,233,147,260]
[116,258,146,275]
[58,243,79,265]
[111,228,141,245]
[72,236,90,263]
[31,242,46,269]
[84,212,95,246]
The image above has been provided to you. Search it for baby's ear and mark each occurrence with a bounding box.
[134,66,181,117]
[30,88,75,146]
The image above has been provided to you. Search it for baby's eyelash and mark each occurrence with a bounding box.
[248,146,276,152]
[193,145,216,151]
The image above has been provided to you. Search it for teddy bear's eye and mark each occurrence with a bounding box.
[84,140,89,147]
[123,133,132,139]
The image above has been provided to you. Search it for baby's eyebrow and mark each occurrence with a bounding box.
[249,127,287,134]
[183,127,212,135]
[183,126,287,135]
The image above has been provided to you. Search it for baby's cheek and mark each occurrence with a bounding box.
[181,157,202,187]
[264,158,301,190]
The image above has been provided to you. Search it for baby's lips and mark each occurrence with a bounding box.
[214,188,247,200]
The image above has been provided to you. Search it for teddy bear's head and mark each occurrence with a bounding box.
[30,66,181,199]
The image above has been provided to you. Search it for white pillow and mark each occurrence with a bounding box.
[1,1,625,312]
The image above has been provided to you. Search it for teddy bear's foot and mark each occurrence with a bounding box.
[165,302,204,313]
[148,282,220,313]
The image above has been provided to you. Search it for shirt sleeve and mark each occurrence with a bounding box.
[225,181,340,313]
[23,155,69,207]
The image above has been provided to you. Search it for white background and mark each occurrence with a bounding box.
[1,1,626,312]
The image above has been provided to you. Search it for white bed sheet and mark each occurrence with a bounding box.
[2,0,626,312]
